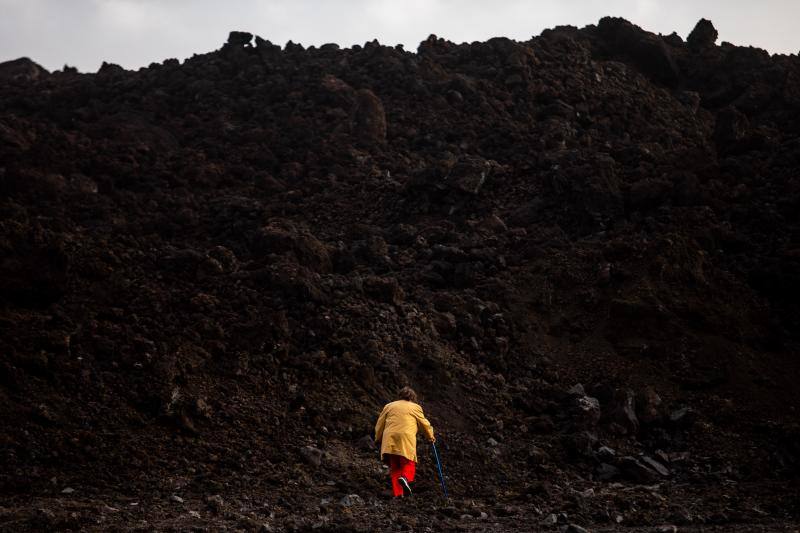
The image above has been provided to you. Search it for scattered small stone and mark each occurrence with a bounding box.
[494,505,520,517]
[528,446,550,465]
[656,526,678,533]
[338,494,364,507]
[171,494,185,503]
[444,155,498,195]
[487,437,499,447]
[568,383,585,395]
[642,456,670,477]
[669,407,695,427]
[194,398,213,419]
[636,387,663,424]
[35,508,55,523]
[573,395,601,427]
[655,449,671,464]
[61,487,75,494]
[479,214,507,233]
[612,389,639,434]
[541,513,558,526]
[206,494,224,513]
[188,510,201,519]
[618,456,659,484]
[562,524,590,533]
[596,462,620,481]
[300,445,323,467]
[564,431,598,457]
[597,446,616,461]
[669,451,691,463]
[671,508,694,526]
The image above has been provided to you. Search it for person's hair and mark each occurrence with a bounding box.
[398,386,418,402]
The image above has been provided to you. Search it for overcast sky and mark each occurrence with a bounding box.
[1,0,798,72]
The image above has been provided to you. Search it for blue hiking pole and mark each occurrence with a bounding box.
[431,442,449,500]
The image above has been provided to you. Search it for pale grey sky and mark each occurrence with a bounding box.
[1,0,798,72]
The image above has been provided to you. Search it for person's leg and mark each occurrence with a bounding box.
[403,458,416,483]
[388,455,403,497]
[397,457,416,495]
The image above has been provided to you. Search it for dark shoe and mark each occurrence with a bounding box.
[398,476,412,496]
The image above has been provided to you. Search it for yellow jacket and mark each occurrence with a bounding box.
[374,400,435,463]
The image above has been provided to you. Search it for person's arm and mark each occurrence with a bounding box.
[413,404,435,442]
[374,405,388,443]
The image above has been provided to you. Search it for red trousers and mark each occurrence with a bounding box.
[387,454,416,497]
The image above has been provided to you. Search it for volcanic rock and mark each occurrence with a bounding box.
[714,106,749,149]
[300,446,324,467]
[618,456,659,484]
[636,387,663,424]
[596,462,620,481]
[571,394,602,428]
[641,455,670,477]
[597,17,680,84]
[227,31,253,47]
[444,155,497,195]
[206,495,224,514]
[0,57,48,82]
[563,524,590,533]
[351,89,387,143]
[339,494,364,507]
[611,389,639,435]
[687,19,718,49]
[1,15,799,531]
[363,275,404,305]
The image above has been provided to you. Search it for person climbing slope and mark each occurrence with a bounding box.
[374,386,435,497]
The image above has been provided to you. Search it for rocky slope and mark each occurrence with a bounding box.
[1,17,799,532]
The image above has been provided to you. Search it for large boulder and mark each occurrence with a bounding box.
[687,19,718,50]
[569,394,602,428]
[351,89,387,143]
[0,58,48,82]
[597,17,680,85]
[227,31,253,47]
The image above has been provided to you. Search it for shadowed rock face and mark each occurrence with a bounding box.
[597,16,681,85]
[1,17,800,531]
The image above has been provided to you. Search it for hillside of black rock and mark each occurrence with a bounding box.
[1,17,799,531]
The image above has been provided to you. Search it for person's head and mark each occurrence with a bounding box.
[398,386,418,403]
